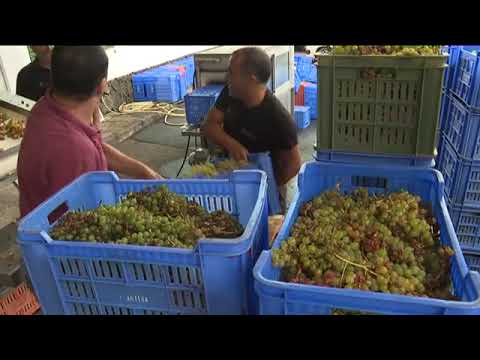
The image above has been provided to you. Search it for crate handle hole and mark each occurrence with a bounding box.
[48,202,69,225]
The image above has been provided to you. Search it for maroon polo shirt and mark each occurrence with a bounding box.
[17,91,108,218]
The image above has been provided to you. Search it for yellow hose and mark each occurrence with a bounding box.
[102,97,187,127]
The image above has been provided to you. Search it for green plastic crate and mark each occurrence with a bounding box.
[316,55,447,157]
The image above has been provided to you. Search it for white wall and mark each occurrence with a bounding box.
[105,46,216,79]
[0,46,30,92]
[0,46,217,94]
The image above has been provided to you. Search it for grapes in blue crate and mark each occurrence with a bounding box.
[49,185,244,248]
[271,187,457,300]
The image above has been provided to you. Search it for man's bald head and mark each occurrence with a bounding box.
[232,47,271,85]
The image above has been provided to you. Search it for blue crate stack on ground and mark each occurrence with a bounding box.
[132,65,188,103]
[171,56,195,90]
[17,171,269,315]
[303,82,317,120]
[294,106,311,129]
[184,84,224,126]
[436,45,480,270]
[253,161,480,315]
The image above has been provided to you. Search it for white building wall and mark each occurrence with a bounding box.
[0,45,217,94]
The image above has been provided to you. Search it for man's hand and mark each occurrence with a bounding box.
[92,107,104,131]
[227,139,249,162]
[143,167,164,180]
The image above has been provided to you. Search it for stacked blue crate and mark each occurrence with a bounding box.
[132,65,187,102]
[172,56,195,89]
[436,45,480,270]
[294,54,317,84]
[303,82,317,120]
[294,106,311,129]
[184,84,224,125]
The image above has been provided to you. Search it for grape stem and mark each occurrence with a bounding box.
[334,254,378,277]
[340,262,348,286]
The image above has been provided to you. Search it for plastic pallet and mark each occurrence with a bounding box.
[303,82,317,120]
[314,149,435,167]
[463,250,480,273]
[437,136,480,208]
[17,171,269,315]
[253,161,480,315]
[316,54,447,158]
[442,93,480,161]
[448,201,480,252]
[184,84,224,126]
[450,47,480,111]
[294,106,311,129]
[0,282,40,316]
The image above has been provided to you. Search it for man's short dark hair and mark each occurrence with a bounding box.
[233,47,271,85]
[51,46,109,99]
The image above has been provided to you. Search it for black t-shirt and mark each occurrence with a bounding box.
[16,60,51,101]
[214,86,298,153]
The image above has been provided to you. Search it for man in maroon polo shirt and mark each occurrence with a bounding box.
[17,46,162,218]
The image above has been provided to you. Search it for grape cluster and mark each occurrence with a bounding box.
[333,45,442,56]
[0,113,25,140]
[50,185,243,248]
[189,159,248,178]
[271,188,457,300]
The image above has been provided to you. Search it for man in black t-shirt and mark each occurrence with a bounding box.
[16,46,52,101]
[202,47,302,213]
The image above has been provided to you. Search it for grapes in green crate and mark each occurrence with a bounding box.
[332,45,443,56]
[271,188,457,301]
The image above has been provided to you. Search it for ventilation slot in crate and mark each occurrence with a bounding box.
[169,289,206,311]
[56,258,89,278]
[91,260,124,281]
[127,263,164,283]
[102,305,133,315]
[165,265,203,288]
[70,302,101,315]
[62,281,96,300]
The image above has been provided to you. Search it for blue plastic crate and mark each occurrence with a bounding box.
[294,69,301,94]
[463,250,480,273]
[159,65,188,98]
[253,161,480,315]
[132,66,187,103]
[132,72,153,101]
[314,150,435,167]
[447,201,480,252]
[17,171,269,315]
[437,135,480,208]
[294,106,311,129]
[172,56,195,89]
[442,46,459,91]
[451,47,480,111]
[184,84,224,125]
[439,90,449,131]
[303,82,317,120]
[443,93,480,161]
[208,153,282,216]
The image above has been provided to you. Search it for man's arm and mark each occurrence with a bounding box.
[272,145,302,186]
[202,107,249,162]
[16,69,29,99]
[102,143,163,179]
